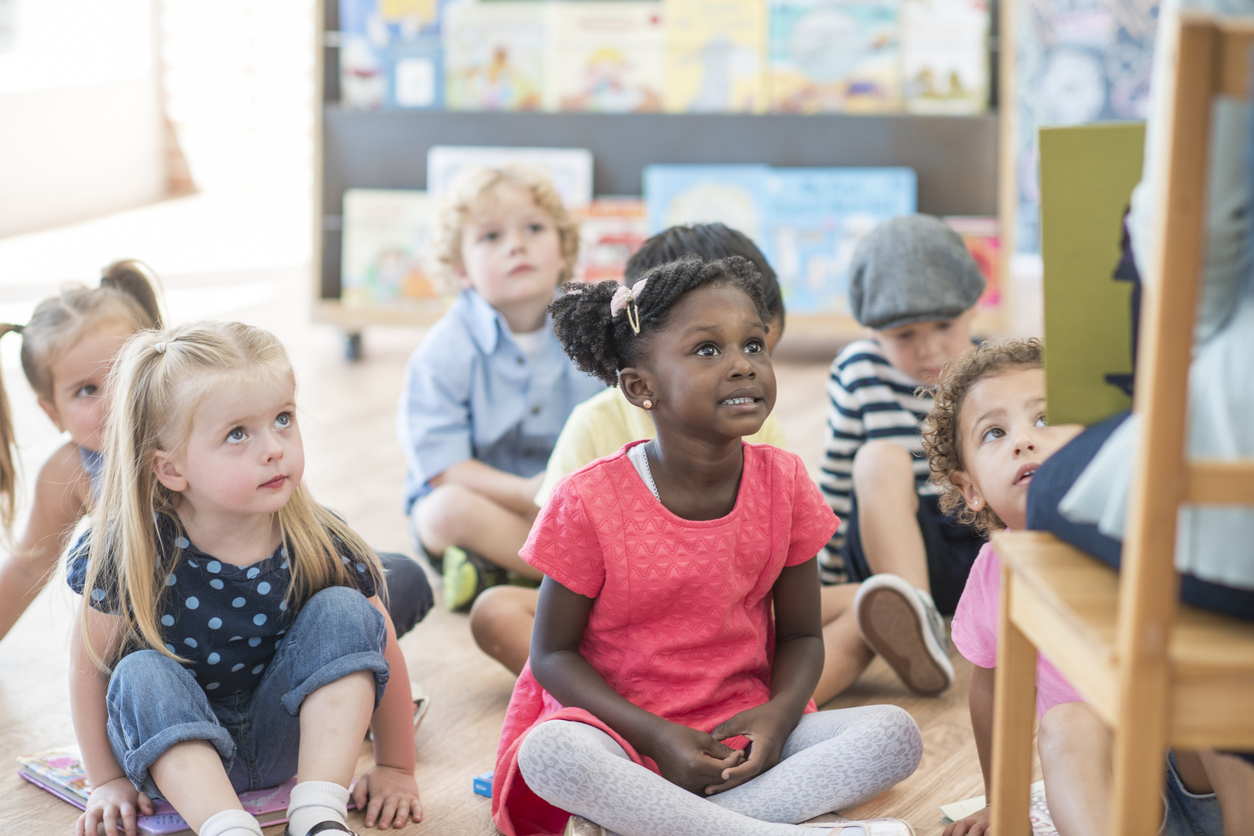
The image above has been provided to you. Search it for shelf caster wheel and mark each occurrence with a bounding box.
[344,331,363,362]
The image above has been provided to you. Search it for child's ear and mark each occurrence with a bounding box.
[951,470,983,512]
[618,368,655,410]
[37,399,65,433]
[152,451,188,493]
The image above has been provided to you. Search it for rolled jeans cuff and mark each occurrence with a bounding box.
[279,650,391,717]
[118,721,235,797]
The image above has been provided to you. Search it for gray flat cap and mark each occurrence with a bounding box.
[848,214,986,330]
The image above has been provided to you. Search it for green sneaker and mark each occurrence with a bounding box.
[442,546,507,612]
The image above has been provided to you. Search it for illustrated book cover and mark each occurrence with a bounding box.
[663,0,767,113]
[341,188,440,308]
[444,0,547,111]
[544,1,666,113]
[900,0,988,114]
[339,0,446,110]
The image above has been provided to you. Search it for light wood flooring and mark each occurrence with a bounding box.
[0,261,1033,835]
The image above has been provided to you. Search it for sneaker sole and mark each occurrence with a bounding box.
[858,586,951,696]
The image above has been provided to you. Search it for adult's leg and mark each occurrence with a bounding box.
[377,551,434,638]
[849,443,927,591]
[709,706,922,823]
[518,717,916,836]
[1037,702,1112,836]
[106,650,244,833]
[469,585,537,676]
[814,584,874,706]
[413,484,539,578]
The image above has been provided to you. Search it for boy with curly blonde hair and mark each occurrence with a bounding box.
[398,165,603,611]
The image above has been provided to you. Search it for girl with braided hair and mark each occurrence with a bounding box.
[493,256,922,836]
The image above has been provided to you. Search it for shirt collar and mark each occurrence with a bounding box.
[457,289,506,354]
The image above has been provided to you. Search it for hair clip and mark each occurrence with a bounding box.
[154,341,166,354]
[610,278,649,335]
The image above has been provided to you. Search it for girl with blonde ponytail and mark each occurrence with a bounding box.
[0,259,162,643]
[67,321,422,836]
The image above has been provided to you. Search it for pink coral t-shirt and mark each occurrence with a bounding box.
[951,540,1084,718]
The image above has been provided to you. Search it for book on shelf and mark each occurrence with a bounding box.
[768,0,902,113]
[544,1,667,113]
[765,167,916,315]
[900,0,988,114]
[17,746,297,836]
[644,164,773,249]
[427,145,595,211]
[341,189,441,308]
[338,0,447,110]
[443,0,547,111]
[575,197,650,284]
[939,780,1058,836]
[943,215,1001,311]
[663,0,768,113]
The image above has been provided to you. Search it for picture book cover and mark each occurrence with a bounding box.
[339,0,446,110]
[643,164,772,251]
[574,197,649,284]
[545,2,666,113]
[764,167,916,315]
[939,780,1058,836]
[943,215,1001,311]
[17,746,296,835]
[426,145,594,210]
[444,0,547,111]
[768,0,901,113]
[901,0,988,114]
[663,0,767,113]
[1039,122,1143,426]
[341,189,440,309]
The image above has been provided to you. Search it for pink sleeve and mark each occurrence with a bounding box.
[950,543,999,669]
[519,478,605,599]
[785,452,840,567]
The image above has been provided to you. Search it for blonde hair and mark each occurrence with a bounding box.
[428,164,581,291]
[920,338,1043,537]
[81,321,383,671]
[0,260,162,532]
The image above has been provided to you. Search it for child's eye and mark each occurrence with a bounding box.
[744,339,764,354]
[480,230,500,243]
[1035,414,1048,428]
[275,412,293,429]
[527,222,546,234]
[696,344,719,357]
[981,426,1005,443]
[226,427,247,444]
[75,384,98,398]
[937,321,951,331]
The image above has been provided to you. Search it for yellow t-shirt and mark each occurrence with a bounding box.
[535,386,788,506]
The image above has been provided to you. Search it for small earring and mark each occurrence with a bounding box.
[642,399,653,409]
[971,498,981,509]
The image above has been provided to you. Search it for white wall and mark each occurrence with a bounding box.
[0,0,165,237]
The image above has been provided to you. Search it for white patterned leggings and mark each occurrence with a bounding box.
[517,705,923,836]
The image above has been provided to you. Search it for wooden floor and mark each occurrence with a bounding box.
[0,255,1033,835]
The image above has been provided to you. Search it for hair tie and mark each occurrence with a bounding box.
[610,278,648,335]
[154,341,166,354]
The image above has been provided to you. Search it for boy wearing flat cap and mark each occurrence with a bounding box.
[819,214,985,697]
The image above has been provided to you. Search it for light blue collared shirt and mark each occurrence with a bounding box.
[397,288,605,513]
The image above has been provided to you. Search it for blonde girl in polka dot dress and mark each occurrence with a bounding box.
[67,322,420,836]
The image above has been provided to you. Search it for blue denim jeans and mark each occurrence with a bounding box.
[105,586,390,797]
[1161,751,1223,836]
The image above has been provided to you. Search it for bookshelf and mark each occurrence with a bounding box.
[313,0,1002,357]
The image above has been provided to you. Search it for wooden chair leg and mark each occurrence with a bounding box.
[1108,670,1170,835]
[990,565,1036,836]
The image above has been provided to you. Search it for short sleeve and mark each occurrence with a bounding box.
[396,324,476,491]
[65,529,121,614]
[521,478,605,598]
[785,454,840,567]
[951,543,999,669]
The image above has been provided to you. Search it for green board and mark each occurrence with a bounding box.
[1039,122,1145,426]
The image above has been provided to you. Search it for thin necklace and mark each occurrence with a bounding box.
[639,444,660,501]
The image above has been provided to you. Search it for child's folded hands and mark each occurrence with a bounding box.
[706,702,796,794]
[646,720,746,796]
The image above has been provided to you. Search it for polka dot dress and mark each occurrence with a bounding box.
[68,516,377,697]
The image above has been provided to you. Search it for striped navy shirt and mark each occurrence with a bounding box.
[818,339,936,583]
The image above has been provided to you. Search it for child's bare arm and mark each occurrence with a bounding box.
[707,558,825,794]
[355,597,422,830]
[530,577,744,795]
[429,459,541,515]
[0,444,90,641]
[71,604,153,836]
[944,664,996,836]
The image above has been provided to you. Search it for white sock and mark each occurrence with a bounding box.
[200,808,264,836]
[286,780,350,836]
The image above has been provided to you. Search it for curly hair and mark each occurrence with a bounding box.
[427,164,581,292]
[549,255,770,386]
[921,338,1043,537]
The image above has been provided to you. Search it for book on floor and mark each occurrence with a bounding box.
[17,745,296,835]
[938,780,1058,836]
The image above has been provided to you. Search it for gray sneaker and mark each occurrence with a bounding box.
[855,574,953,695]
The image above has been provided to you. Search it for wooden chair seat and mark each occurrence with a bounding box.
[992,530,1254,750]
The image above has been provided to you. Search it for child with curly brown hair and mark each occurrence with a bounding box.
[925,339,1250,836]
